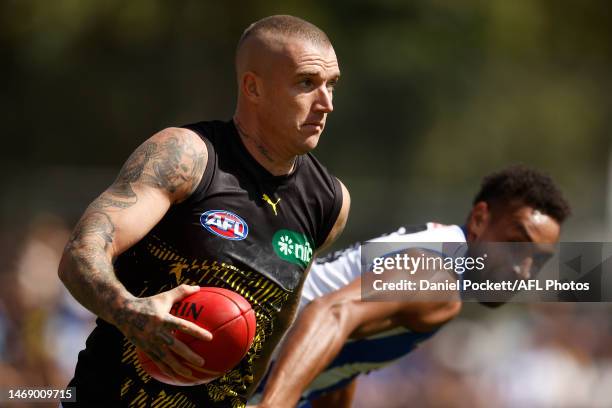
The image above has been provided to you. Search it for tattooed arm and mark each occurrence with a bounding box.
[58,127,211,380]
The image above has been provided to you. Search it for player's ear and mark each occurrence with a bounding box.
[467,201,490,241]
[242,71,261,102]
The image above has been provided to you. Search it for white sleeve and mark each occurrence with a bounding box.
[300,243,362,309]
[299,224,466,309]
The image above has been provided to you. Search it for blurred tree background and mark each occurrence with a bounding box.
[1,0,610,244]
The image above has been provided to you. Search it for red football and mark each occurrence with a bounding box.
[137,287,257,386]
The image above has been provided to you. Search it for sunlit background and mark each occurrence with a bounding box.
[1,1,611,407]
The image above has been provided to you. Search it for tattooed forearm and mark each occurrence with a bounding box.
[68,211,114,250]
[61,210,133,323]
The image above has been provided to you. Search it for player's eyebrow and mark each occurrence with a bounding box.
[296,70,321,77]
[295,71,341,81]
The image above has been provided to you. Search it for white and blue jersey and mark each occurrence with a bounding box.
[252,223,467,406]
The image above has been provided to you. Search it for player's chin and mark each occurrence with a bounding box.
[296,130,322,153]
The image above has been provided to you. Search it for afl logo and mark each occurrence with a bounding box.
[200,210,249,240]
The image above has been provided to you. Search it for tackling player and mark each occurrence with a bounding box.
[250,165,570,407]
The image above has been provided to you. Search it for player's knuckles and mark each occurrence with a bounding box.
[140,308,166,326]
[145,346,165,362]
[156,330,175,345]
[161,316,181,332]
[128,335,145,348]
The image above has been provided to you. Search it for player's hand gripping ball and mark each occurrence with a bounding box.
[137,287,256,385]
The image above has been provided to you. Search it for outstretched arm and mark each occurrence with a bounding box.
[254,270,460,407]
[58,127,211,380]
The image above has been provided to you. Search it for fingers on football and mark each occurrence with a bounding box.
[159,332,205,366]
[146,348,177,379]
[157,346,193,378]
[165,315,212,342]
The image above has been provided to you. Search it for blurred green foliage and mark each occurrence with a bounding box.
[1,0,610,244]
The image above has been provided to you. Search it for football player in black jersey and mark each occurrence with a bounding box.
[58,15,349,407]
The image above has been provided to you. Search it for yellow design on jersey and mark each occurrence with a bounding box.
[117,239,290,408]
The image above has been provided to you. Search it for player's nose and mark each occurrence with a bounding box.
[313,86,333,113]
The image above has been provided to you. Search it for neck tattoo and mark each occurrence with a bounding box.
[234,120,275,164]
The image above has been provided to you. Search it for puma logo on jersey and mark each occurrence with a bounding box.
[262,193,281,216]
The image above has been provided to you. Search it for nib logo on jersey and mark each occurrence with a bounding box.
[272,229,313,268]
[200,210,249,240]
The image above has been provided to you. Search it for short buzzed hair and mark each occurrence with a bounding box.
[473,165,571,223]
[237,15,331,51]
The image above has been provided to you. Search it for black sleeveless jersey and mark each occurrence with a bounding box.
[66,120,343,407]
